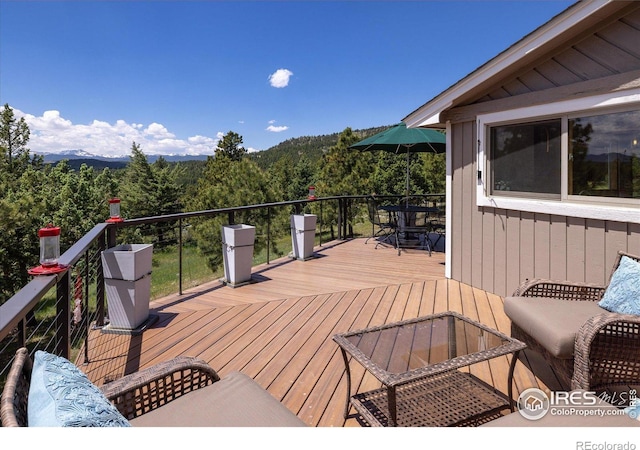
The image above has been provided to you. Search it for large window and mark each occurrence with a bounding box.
[569,110,640,199]
[490,119,561,197]
[477,89,640,223]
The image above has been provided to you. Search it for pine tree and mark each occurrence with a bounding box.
[0,103,31,175]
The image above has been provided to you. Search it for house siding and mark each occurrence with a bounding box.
[447,5,640,297]
[450,120,640,298]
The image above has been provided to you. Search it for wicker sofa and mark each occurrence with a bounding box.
[504,251,640,396]
[1,347,306,427]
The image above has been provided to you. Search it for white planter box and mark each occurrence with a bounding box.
[222,224,255,285]
[222,224,256,247]
[101,244,153,281]
[291,214,317,260]
[105,275,150,330]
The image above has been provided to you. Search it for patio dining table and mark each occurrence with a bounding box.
[380,204,442,255]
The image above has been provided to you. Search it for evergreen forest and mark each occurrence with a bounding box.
[0,104,445,305]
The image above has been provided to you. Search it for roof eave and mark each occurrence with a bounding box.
[403,0,619,129]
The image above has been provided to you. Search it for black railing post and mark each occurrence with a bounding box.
[228,211,235,225]
[95,229,106,328]
[319,201,323,246]
[267,207,271,264]
[337,198,343,240]
[82,250,90,363]
[107,226,117,249]
[56,270,71,359]
[179,217,183,295]
[17,318,26,349]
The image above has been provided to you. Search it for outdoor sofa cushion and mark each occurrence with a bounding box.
[503,296,605,359]
[129,370,306,427]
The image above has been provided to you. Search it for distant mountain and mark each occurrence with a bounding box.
[39,151,211,164]
[583,152,635,163]
[34,125,390,172]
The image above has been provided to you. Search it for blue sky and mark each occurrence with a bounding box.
[0,1,574,157]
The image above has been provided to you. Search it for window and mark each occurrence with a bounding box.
[477,89,640,223]
[569,110,640,199]
[490,119,561,197]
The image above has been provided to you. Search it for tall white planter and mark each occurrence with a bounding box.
[101,244,153,331]
[291,214,317,261]
[222,224,255,286]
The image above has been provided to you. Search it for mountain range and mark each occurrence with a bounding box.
[35,125,390,171]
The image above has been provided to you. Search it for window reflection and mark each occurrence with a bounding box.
[490,119,561,197]
[569,110,640,198]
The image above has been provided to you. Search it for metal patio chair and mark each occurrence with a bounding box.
[365,196,396,249]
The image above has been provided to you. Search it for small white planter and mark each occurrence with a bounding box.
[222,224,255,286]
[291,214,317,261]
[104,275,151,330]
[101,244,153,281]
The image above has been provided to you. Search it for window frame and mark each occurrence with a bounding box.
[476,88,640,224]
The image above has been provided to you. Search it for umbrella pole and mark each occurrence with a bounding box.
[405,149,410,207]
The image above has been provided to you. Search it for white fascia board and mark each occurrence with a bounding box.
[403,0,612,129]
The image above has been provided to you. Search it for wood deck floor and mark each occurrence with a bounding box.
[79,238,549,427]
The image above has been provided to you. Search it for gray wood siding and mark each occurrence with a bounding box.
[447,6,640,297]
[450,121,640,298]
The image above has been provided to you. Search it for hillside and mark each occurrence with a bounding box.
[250,125,389,170]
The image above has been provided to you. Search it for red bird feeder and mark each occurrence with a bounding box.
[308,186,316,200]
[106,198,124,223]
[28,224,67,275]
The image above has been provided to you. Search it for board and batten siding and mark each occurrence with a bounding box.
[446,4,640,298]
[449,120,640,298]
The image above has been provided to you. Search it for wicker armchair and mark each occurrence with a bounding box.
[1,347,219,426]
[505,251,640,397]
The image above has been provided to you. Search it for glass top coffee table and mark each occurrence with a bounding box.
[332,311,526,427]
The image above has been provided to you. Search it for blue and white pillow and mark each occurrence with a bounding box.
[624,402,640,421]
[598,256,640,315]
[28,350,130,427]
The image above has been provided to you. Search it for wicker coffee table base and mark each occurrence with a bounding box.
[351,370,510,427]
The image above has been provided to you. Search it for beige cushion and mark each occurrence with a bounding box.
[129,371,306,427]
[504,297,605,359]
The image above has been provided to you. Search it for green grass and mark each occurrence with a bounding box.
[149,214,370,300]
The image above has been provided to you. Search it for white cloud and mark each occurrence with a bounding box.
[268,68,293,88]
[266,125,288,133]
[144,122,175,139]
[13,108,221,157]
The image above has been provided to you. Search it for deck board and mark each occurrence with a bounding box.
[79,238,551,427]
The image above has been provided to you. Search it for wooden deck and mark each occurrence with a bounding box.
[79,238,549,427]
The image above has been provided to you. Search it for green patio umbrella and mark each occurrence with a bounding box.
[349,122,446,199]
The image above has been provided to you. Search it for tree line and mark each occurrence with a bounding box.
[0,104,445,304]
